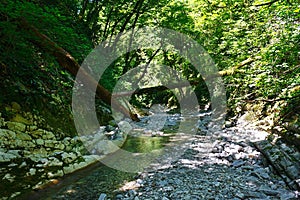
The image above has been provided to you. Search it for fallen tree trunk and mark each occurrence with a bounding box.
[19,18,139,121]
[113,56,261,97]
[113,80,200,98]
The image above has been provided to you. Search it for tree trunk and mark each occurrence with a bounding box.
[19,18,139,121]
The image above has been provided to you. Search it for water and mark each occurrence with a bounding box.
[18,133,174,200]
[19,113,202,199]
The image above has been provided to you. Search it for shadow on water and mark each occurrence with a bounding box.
[18,134,172,200]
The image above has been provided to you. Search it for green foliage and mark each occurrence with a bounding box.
[1,0,299,141]
[0,0,92,134]
[186,0,299,139]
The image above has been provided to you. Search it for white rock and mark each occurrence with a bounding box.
[118,121,132,134]
[95,140,119,155]
[28,168,36,176]
[19,161,27,168]
[48,157,63,167]
[98,193,107,200]
[47,170,64,178]
[2,173,15,182]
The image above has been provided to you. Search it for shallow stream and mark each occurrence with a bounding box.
[19,118,180,200]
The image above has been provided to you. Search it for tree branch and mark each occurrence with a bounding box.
[254,0,280,7]
[19,17,139,121]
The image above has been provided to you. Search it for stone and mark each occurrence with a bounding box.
[106,125,115,132]
[115,194,124,199]
[61,152,77,164]
[259,188,280,196]
[235,192,245,199]
[55,143,65,150]
[48,157,63,167]
[2,173,15,182]
[7,122,26,132]
[31,129,55,140]
[98,193,107,200]
[63,165,76,174]
[31,129,45,138]
[253,168,270,179]
[118,121,132,134]
[94,140,119,155]
[286,166,299,177]
[43,131,56,140]
[28,125,38,131]
[83,155,102,164]
[28,168,36,176]
[225,121,234,128]
[31,148,48,158]
[63,155,100,175]
[0,151,18,162]
[47,170,64,178]
[280,192,296,200]
[16,132,32,141]
[44,140,56,148]
[8,163,18,167]
[128,189,137,197]
[93,132,105,142]
[19,161,27,168]
[232,160,246,168]
[36,139,44,145]
[10,192,21,199]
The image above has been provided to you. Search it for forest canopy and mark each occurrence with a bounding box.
[0,0,299,144]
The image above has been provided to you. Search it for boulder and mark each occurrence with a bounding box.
[94,140,119,155]
[118,121,132,134]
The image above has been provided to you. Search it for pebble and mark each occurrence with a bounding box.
[98,193,107,200]
[118,113,299,199]
[20,112,298,200]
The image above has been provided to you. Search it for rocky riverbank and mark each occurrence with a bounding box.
[0,105,129,200]
[115,113,300,199]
